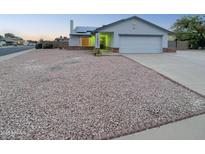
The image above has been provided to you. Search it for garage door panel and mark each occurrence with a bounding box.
[119,36,162,53]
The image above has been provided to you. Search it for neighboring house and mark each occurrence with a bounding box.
[0,33,25,46]
[4,38,17,46]
[69,16,173,53]
[4,33,25,46]
[55,36,69,42]
[53,36,69,48]
[0,40,6,47]
[24,40,37,46]
[15,37,25,45]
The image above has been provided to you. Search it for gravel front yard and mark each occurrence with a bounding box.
[0,49,205,139]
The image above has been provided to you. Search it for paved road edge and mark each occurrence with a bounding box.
[0,48,35,62]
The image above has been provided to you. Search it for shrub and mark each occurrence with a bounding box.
[42,42,53,49]
[35,43,42,49]
[94,48,102,56]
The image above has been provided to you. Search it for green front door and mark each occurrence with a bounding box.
[100,36,106,49]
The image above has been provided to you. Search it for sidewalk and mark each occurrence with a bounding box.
[116,114,205,140]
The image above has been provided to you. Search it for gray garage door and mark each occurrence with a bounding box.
[119,35,162,53]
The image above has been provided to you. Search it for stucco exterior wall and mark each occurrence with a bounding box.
[70,35,96,47]
[108,33,114,47]
[69,35,81,46]
[0,41,6,47]
[97,18,168,48]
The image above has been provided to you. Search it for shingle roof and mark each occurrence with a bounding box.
[70,32,92,36]
[75,26,98,33]
[94,16,173,34]
[70,26,98,36]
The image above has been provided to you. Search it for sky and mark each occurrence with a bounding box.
[0,14,188,41]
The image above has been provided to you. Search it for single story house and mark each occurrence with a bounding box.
[0,40,6,47]
[69,16,173,53]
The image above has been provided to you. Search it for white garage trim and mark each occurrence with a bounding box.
[119,35,163,54]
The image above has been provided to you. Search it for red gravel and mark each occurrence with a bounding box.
[0,49,205,140]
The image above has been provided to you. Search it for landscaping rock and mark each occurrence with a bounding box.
[0,49,205,139]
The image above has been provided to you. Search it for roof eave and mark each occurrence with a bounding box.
[70,33,92,36]
[94,16,172,34]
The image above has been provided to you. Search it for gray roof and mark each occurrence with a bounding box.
[70,32,92,36]
[75,26,98,33]
[70,26,98,36]
[94,16,173,34]
[4,38,16,43]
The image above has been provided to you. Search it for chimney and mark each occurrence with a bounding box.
[70,20,74,33]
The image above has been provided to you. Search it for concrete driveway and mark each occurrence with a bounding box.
[124,50,205,96]
[118,50,205,140]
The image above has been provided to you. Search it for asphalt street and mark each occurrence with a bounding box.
[0,46,34,56]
